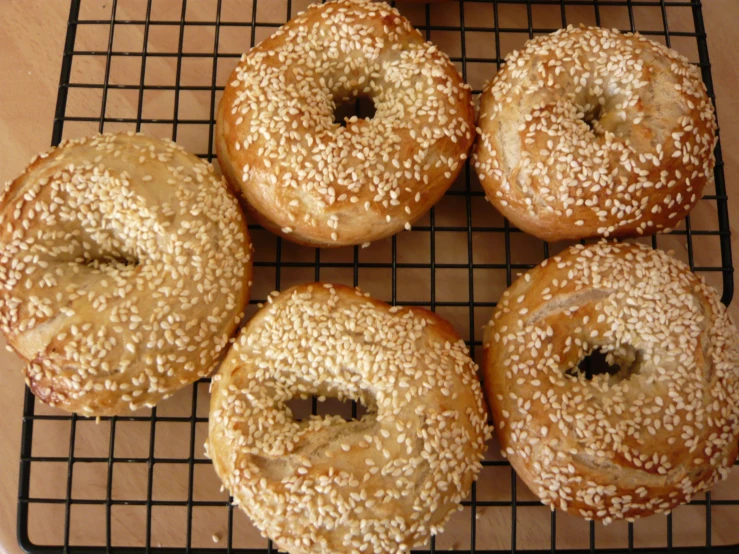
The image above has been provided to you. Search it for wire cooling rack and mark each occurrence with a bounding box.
[16,0,737,553]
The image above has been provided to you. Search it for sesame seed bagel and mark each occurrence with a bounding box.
[208,283,490,553]
[483,241,739,523]
[216,0,475,247]
[473,26,717,241]
[0,133,252,416]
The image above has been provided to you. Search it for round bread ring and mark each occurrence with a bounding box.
[0,133,252,416]
[483,241,739,523]
[216,0,475,247]
[208,283,490,553]
[473,26,717,242]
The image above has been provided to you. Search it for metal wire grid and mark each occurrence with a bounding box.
[15,0,736,553]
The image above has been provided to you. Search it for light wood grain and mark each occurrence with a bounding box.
[0,1,737,552]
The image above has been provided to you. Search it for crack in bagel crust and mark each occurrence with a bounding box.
[483,242,739,523]
[0,133,253,416]
[208,283,490,554]
[473,26,717,242]
[216,0,475,247]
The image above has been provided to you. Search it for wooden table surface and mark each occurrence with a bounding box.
[0,1,737,552]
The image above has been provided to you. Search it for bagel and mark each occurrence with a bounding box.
[483,241,739,523]
[208,283,490,553]
[0,133,252,416]
[474,26,717,241]
[216,0,475,247]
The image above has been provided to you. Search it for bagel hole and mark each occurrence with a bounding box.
[580,102,603,134]
[83,255,139,270]
[80,250,139,269]
[106,256,138,267]
[286,394,369,422]
[567,345,643,383]
[333,95,377,127]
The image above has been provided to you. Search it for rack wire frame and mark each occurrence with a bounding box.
[15,0,736,553]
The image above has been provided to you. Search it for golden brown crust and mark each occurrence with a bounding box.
[483,241,739,523]
[473,26,717,242]
[0,133,253,416]
[216,0,475,248]
[208,283,490,553]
